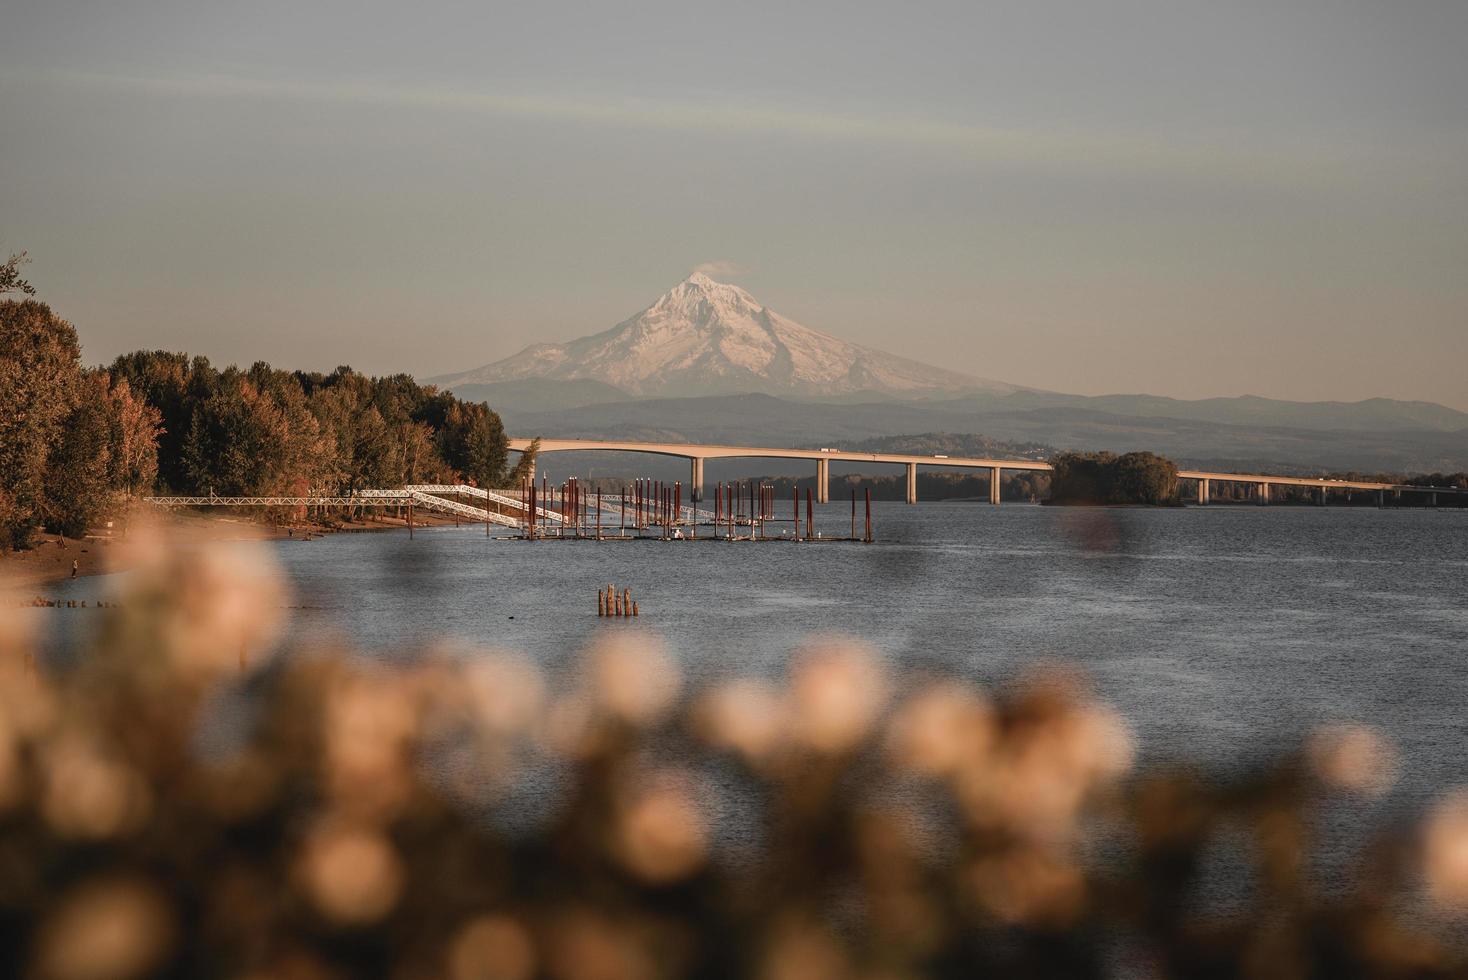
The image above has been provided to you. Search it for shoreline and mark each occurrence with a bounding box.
[0,508,466,588]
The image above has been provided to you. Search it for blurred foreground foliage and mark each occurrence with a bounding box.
[3,540,1468,979]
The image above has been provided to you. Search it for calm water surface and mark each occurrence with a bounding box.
[39,503,1468,810]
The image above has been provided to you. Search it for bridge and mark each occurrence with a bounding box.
[509,437,1464,506]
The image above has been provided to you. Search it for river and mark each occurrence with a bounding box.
[32,502,1468,816]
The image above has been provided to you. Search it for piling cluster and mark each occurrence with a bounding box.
[511,477,874,543]
[12,597,123,609]
[597,584,639,618]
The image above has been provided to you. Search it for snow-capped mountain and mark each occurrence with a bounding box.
[432,272,1017,399]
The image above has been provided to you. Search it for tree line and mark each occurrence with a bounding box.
[107,352,525,499]
[1,296,162,546]
[2,259,523,548]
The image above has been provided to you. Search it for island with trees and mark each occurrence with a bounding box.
[1047,451,1181,506]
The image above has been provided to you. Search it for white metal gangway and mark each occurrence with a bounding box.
[143,488,527,528]
[144,484,716,528]
[404,485,564,523]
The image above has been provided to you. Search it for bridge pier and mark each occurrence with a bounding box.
[1259,482,1270,506]
[990,467,1001,505]
[1430,491,1438,507]
[1196,478,1210,505]
[905,463,918,505]
[689,457,704,503]
[816,458,830,504]
[1317,486,1327,506]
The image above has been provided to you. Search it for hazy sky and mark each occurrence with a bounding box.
[3,1,1466,408]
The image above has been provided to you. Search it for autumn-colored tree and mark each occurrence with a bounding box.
[509,437,539,486]
[0,251,35,296]
[102,376,163,497]
[0,300,81,546]
[44,372,115,537]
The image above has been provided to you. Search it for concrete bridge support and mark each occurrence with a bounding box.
[816,458,830,504]
[990,467,1001,505]
[1259,482,1270,505]
[1430,491,1438,507]
[1196,478,1210,505]
[905,463,918,504]
[689,457,704,502]
[1376,489,1384,508]
[1317,486,1327,506]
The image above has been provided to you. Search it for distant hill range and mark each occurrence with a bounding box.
[431,273,1468,474]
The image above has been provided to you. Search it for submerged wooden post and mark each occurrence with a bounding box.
[865,488,873,543]
[793,486,800,539]
[851,488,857,540]
[806,487,814,540]
[598,589,605,616]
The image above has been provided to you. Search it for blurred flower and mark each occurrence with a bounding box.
[788,639,888,755]
[1423,791,1468,911]
[968,849,1086,927]
[587,632,681,728]
[759,918,850,980]
[1307,723,1398,797]
[41,734,151,839]
[32,877,174,980]
[448,914,537,980]
[323,669,417,818]
[296,820,404,925]
[886,681,994,778]
[112,536,285,683]
[695,678,784,763]
[546,909,659,980]
[464,653,546,735]
[614,770,708,884]
[957,672,1132,842]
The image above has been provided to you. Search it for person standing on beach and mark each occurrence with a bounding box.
[71,559,78,579]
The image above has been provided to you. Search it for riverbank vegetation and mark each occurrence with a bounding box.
[107,352,524,498]
[3,540,1468,977]
[2,257,521,549]
[0,297,162,547]
[1049,451,1181,505]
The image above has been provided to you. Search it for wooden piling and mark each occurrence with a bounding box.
[632,601,639,617]
[865,488,873,542]
[598,589,605,616]
[806,487,814,540]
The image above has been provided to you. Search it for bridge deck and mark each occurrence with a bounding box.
[508,438,1465,496]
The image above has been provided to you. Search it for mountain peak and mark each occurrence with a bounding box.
[432,273,1018,399]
